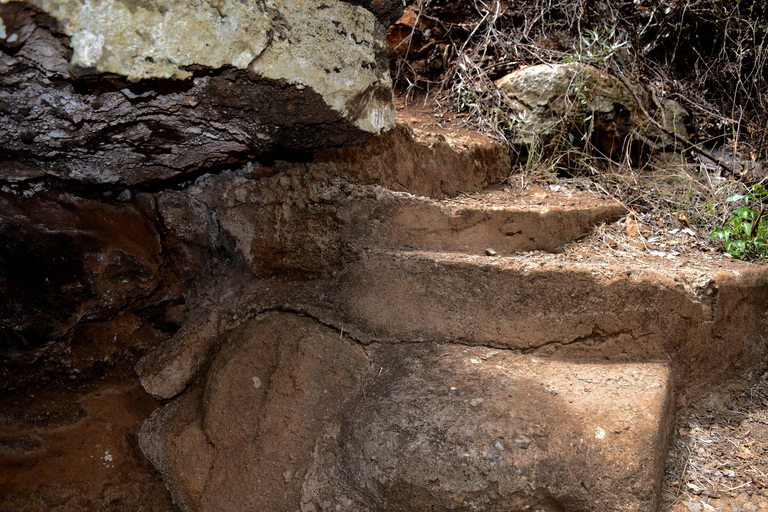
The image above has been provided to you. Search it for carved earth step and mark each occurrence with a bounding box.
[373,185,626,254]
[139,312,674,512]
[313,121,512,199]
[301,250,768,393]
[205,171,626,275]
[304,343,674,512]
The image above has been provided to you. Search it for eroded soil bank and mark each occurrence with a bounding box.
[0,367,175,511]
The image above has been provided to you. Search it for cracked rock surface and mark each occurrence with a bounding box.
[139,312,370,512]
[139,315,674,512]
[0,0,395,185]
[303,343,673,512]
[0,191,161,359]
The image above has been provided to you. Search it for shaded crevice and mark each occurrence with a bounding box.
[0,146,315,200]
[5,273,168,368]
[233,305,367,347]
[521,328,638,356]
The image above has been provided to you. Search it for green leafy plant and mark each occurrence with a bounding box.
[710,183,768,258]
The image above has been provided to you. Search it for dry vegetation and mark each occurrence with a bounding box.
[663,375,768,511]
[388,0,768,248]
[390,1,768,508]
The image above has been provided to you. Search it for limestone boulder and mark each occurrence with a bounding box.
[496,63,688,163]
[0,0,395,185]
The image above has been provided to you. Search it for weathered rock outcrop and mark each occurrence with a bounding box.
[138,313,674,512]
[0,191,161,359]
[139,312,370,512]
[3,2,768,509]
[496,63,688,163]
[0,0,395,185]
[303,343,673,512]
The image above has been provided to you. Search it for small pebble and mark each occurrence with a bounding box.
[485,248,497,257]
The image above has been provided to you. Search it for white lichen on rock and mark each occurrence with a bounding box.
[2,0,394,134]
[5,0,271,80]
[248,0,394,134]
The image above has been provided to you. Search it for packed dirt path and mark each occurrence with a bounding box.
[2,102,768,512]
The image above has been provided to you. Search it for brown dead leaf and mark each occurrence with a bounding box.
[530,184,550,200]
[735,445,754,460]
[626,215,639,237]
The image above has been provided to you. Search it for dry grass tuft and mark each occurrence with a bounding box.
[390,0,768,239]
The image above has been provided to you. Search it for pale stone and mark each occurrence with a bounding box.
[10,0,271,81]
[496,62,688,161]
[5,0,393,133]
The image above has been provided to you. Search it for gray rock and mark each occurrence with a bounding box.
[157,191,220,248]
[496,63,688,163]
[0,0,395,185]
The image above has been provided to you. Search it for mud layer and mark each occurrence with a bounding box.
[0,371,177,511]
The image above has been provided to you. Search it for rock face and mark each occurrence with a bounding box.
[303,343,673,512]
[0,191,161,359]
[139,312,370,512]
[139,316,674,512]
[0,0,395,185]
[496,63,688,163]
[4,2,768,508]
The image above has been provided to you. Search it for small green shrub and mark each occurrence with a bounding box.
[564,26,628,64]
[710,183,768,258]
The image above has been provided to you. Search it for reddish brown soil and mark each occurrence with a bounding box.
[1,97,767,512]
[0,371,177,512]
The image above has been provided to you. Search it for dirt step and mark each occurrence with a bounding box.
[300,249,768,394]
[307,343,675,512]
[138,312,674,512]
[313,118,511,199]
[205,172,625,275]
[372,184,625,254]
